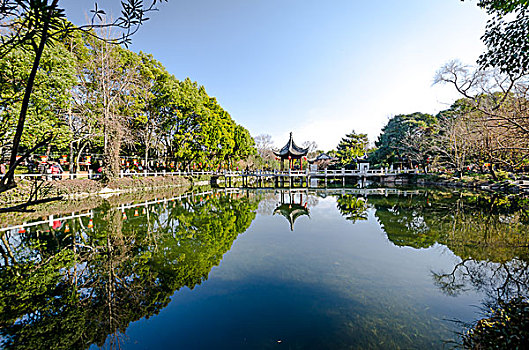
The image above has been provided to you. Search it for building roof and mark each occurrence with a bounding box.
[308,153,337,163]
[273,132,309,158]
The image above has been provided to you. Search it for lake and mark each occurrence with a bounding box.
[1,187,528,349]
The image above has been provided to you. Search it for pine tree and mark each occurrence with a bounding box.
[336,130,368,167]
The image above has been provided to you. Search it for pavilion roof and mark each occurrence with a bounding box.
[273,132,309,158]
[273,203,310,231]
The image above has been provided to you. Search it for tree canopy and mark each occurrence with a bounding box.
[335,130,368,168]
[0,26,255,178]
[468,0,529,74]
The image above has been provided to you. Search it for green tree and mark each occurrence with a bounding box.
[232,124,257,167]
[371,113,437,170]
[0,0,164,194]
[466,0,529,74]
[0,45,76,158]
[335,130,368,168]
[132,52,175,168]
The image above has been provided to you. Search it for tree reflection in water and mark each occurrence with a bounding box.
[2,188,529,349]
[362,189,529,348]
[335,194,368,223]
[0,192,258,350]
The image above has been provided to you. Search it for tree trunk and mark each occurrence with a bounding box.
[489,162,498,181]
[1,1,57,191]
[144,143,149,172]
[69,141,76,178]
[76,141,88,175]
[102,122,122,181]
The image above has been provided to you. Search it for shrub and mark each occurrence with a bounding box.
[463,298,529,349]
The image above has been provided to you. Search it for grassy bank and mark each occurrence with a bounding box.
[0,175,191,205]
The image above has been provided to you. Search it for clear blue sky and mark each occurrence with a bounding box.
[65,0,488,150]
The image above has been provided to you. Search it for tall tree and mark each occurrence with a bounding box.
[371,113,437,169]
[0,0,165,194]
[81,33,142,179]
[336,130,368,167]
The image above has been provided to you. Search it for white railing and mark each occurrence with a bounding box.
[307,168,419,176]
[11,168,421,180]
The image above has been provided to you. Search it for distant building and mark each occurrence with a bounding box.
[356,157,370,172]
[308,153,337,170]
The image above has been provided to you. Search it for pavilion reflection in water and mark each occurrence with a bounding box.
[273,190,310,231]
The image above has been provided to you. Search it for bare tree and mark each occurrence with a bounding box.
[254,134,273,157]
[302,140,318,158]
[434,60,529,176]
[254,133,277,164]
[87,30,141,180]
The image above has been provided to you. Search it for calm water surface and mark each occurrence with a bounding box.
[1,188,528,349]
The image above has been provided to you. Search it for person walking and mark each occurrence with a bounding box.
[50,162,61,180]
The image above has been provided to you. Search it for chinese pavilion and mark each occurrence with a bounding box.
[273,132,309,170]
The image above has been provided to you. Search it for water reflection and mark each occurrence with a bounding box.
[370,190,529,259]
[273,190,310,231]
[366,189,529,346]
[0,190,258,349]
[0,188,528,349]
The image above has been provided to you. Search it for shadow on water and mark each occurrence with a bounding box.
[1,187,529,348]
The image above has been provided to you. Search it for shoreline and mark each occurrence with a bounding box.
[0,175,192,205]
[2,172,527,209]
[415,174,529,194]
